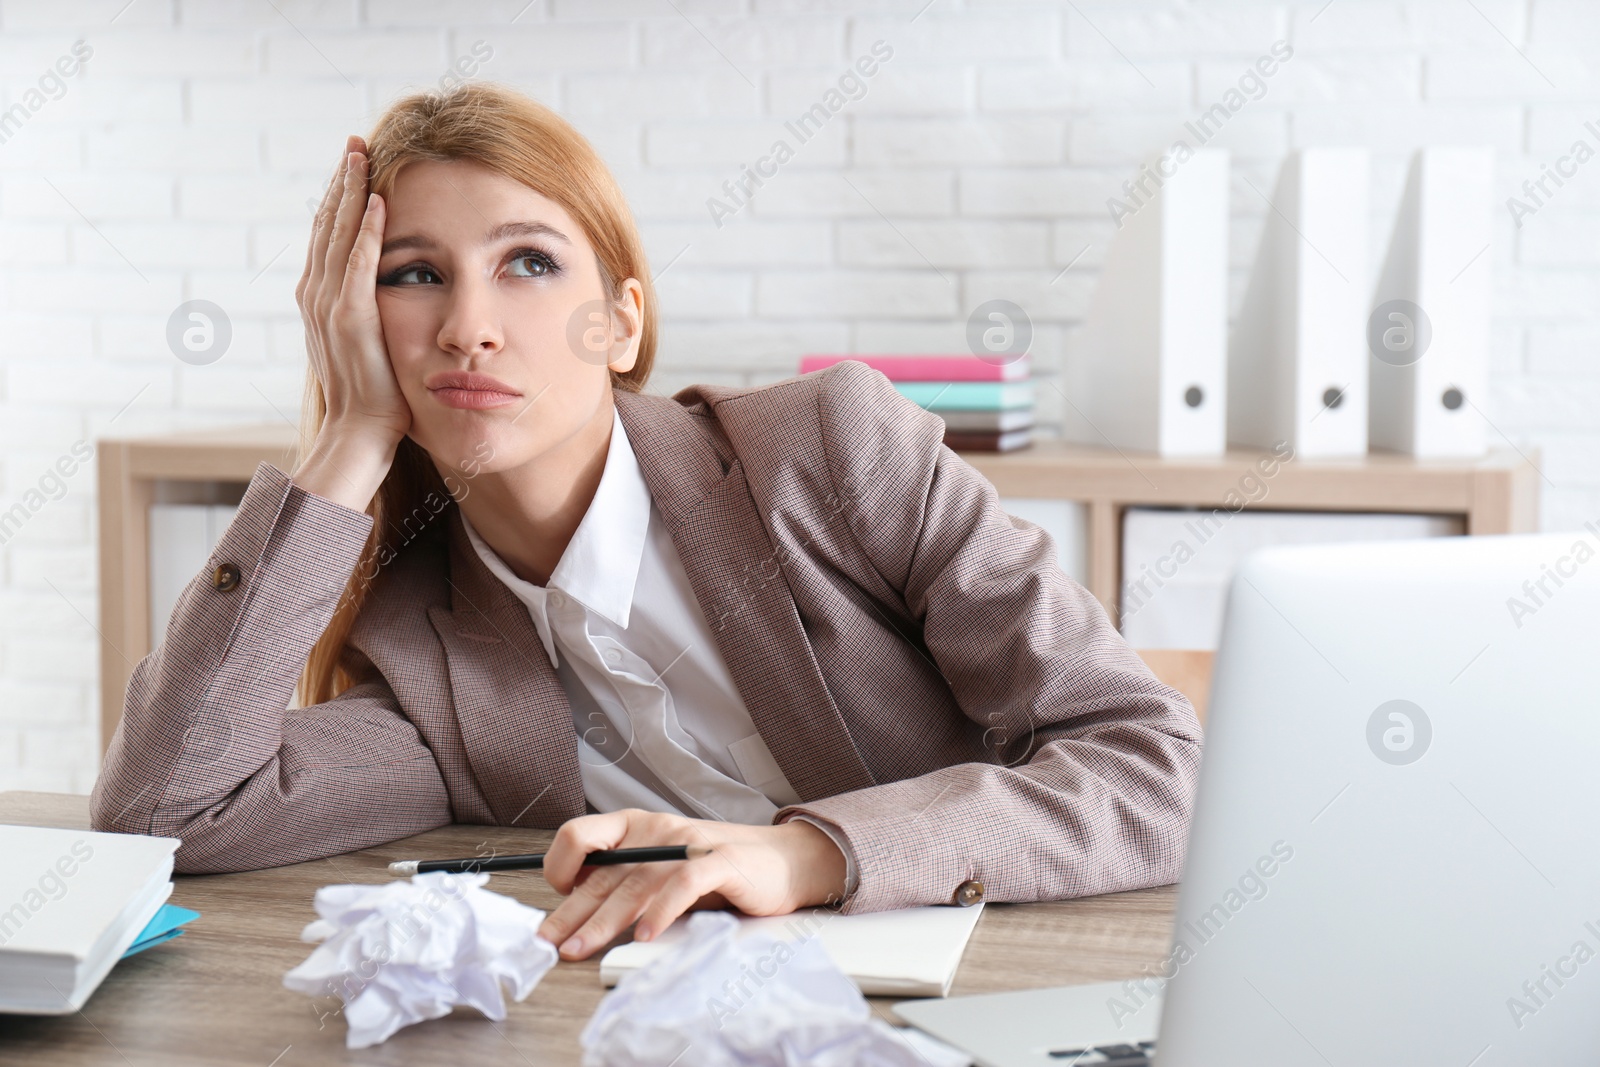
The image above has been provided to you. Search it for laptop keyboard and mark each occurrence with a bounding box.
[1048,1041,1156,1065]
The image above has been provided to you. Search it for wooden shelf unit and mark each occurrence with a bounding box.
[97,424,1539,751]
[961,439,1539,618]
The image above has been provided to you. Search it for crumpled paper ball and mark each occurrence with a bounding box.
[580,910,968,1067]
[282,871,558,1049]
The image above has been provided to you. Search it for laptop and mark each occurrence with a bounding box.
[898,532,1600,1065]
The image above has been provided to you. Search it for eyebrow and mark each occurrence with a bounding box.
[380,220,572,257]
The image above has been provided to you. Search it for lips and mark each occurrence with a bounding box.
[426,370,522,410]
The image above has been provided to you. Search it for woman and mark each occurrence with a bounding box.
[91,84,1201,962]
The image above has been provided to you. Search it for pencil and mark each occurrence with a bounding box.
[387,844,713,875]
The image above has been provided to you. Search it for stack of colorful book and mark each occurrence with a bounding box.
[799,354,1034,451]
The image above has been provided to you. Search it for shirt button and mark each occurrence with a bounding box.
[953,879,985,907]
[604,648,622,664]
[212,563,241,592]
[548,591,565,608]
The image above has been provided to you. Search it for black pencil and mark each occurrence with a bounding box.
[386,844,712,875]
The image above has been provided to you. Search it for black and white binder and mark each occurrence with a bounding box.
[1368,148,1493,457]
[1067,149,1230,456]
[1229,148,1371,457]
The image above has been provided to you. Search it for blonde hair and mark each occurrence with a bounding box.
[298,82,656,704]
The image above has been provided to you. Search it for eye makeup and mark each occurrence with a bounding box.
[377,243,566,287]
[505,245,564,278]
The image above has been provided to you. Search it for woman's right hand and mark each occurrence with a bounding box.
[291,134,412,512]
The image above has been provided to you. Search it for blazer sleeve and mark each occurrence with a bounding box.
[777,362,1204,914]
[89,463,452,874]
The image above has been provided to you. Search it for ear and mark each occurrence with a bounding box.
[607,277,644,375]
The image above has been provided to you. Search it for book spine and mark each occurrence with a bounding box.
[800,355,1029,381]
[943,429,1033,452]
[894,381,1034,411]
[938,409,1035,432]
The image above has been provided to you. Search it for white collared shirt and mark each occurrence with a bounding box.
[460,408,810,827]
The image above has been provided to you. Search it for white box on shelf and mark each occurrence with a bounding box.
[1229,148,1371,457]
[1368,148,1493,458]
[1067,148,1229,457]
[1119,508,1464,650]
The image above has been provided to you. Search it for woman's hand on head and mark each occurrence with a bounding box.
[535,810,850,961]
[291,135,413,512]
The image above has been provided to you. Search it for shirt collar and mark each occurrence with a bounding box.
[460,406,651,631]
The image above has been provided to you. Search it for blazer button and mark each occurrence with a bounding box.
[953,879,985,907]
[212,563,241,592]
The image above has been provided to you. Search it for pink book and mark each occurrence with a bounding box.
[800,354,1030,382]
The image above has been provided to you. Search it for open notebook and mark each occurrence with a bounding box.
[600,903,985,997]
[0,824,180,1014]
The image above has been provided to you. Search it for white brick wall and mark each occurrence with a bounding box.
[0,0,1595,792]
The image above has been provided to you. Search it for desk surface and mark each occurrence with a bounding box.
[0,792,1177,1064]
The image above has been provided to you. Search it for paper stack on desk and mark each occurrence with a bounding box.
[600,903,985,997]
[0,824,181,1014]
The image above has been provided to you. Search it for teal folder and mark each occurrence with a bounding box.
[892,381,1035,411]
[121,904,200,959]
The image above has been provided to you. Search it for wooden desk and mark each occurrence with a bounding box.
[0,792,1177,1065]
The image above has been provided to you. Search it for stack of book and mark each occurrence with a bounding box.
[1,824,185,1013]
[799,354,1034,452]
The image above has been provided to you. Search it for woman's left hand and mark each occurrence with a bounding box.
[535,810,850,960]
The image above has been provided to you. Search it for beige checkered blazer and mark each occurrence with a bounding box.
[91,362,1202,914]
